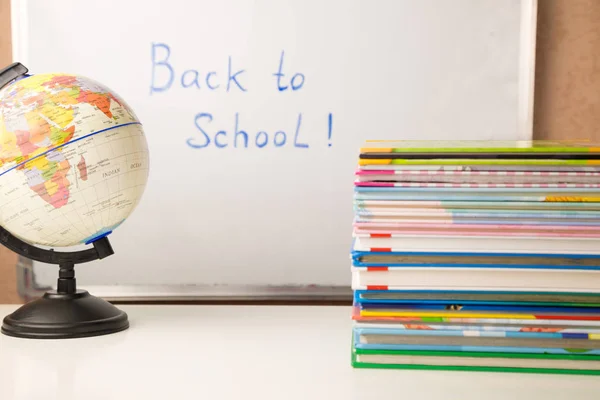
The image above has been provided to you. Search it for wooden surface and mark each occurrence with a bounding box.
[0,0,600,303]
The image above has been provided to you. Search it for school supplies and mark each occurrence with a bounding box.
[350,140,600,375]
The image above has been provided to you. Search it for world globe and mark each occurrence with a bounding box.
[0,72,149,248]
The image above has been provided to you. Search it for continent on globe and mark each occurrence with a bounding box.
[77,156,88,181]
[0,72,150,247]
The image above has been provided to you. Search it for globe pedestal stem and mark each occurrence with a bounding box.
[0,226,129,339]
[57,262,76,295]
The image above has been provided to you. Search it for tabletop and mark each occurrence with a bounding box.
[0,304,599,400]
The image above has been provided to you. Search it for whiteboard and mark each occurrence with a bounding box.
[10,0,537,300]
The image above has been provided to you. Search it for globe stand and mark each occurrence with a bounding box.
[0,226,129,339]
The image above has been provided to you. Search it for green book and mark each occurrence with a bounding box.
[360,140,600,154]
[351,345,600,375]
[358,140,600,166]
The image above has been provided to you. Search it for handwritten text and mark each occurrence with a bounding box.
[149,42,332,149]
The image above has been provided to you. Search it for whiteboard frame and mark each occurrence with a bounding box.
[518,0,538,141]
[15,254,353,302]
[10,0,538,302]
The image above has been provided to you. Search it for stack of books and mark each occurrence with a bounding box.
[350,140,600,375]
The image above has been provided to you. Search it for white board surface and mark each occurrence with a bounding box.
[10,0,536,297]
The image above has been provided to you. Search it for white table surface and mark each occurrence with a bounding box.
[1,304,600,400]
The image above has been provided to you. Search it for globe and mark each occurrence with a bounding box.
[0,72,149,248]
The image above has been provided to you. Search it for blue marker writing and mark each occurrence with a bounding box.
[273,50,305,92]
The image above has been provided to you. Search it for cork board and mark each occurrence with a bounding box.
[0,0,19,303]
[533,0,600,142]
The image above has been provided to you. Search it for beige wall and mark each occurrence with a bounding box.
[0,0,19,303]
[0,0,599,303]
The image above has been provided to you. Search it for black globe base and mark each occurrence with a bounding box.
[0,225,129,339]
[1,290,128,339]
